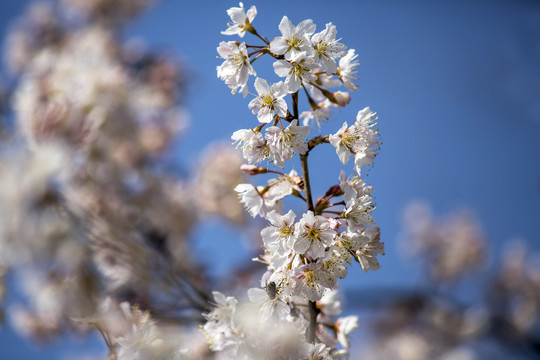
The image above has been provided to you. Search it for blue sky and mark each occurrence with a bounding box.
[1,0,540,358]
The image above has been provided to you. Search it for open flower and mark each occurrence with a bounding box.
[231,128,269,164]
[338,49,360,91]
[247,287,289,321]
[312,23,347,74]
[217,41,255,96]
[294,262,336,301]
[356,226,384,272]
[221,2,257,38]
[261,210,297,256]
[248,78,288,123]
[265,120,309,168]
[270,16,315,60]
[235,183,282,218]
[273,51,318,93]
[293,211,336,259]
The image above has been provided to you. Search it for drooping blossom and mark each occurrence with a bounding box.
[338,49,360,91]
[221,2,257,38]
[217,41,255,96]
[231,128,269,164]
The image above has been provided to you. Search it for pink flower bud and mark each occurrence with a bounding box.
[240,164,267,175]
[333,91,350,107]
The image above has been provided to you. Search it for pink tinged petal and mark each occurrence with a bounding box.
[270,38,289,55]
[254,77,270,96]
[278,16,295,38]
[273,60,291,77]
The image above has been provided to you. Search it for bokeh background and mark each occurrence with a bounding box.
[0,0,539,358]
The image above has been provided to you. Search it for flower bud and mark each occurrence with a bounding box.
[333,91,350,107]
[240,164,267,175]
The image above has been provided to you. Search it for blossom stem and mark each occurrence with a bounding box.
[292,91,299,120]
[326,201,346,208]
[249,27,270,45]
[322,210,343,215]
[250,52,265,64]
[292,88,318,343]
[302,84,319,110]
[248,49,263,57]
[307,300,318,343]
[307,135,330,152]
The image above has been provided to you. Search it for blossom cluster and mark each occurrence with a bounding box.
[0,1,247,358]
[204,3,385,358]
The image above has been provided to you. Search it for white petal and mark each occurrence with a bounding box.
[278,16,294,38]
[254,77,270,96]
[274,99,288,117]
[273,60,291,77]
[270,38,289,55]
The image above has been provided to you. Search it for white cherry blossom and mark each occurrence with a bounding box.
[270,16,316,60]
[217,41,255,96]
[339,170,373,205]
[231,128,269,164]
[344,195,374,233]
[261,210,297,256]
[300,99,334,128]
[336,315,358,349]
[234,183,282,218]
[294,262,336,301]
[312,23,347,74]
[248,78,288,123]
[338,49,360,91]
[329,107,379,172]
[273,51,318,93]
[357,226,384,272]
[221,2,257,38]
[247,287,289,321]
[265,120,309,168]
[293,211,336,259]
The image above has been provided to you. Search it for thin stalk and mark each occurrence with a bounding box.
[292,91,299,120]
[300,154,315,212]
[307,300,318,343]
[250,52,265,64]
